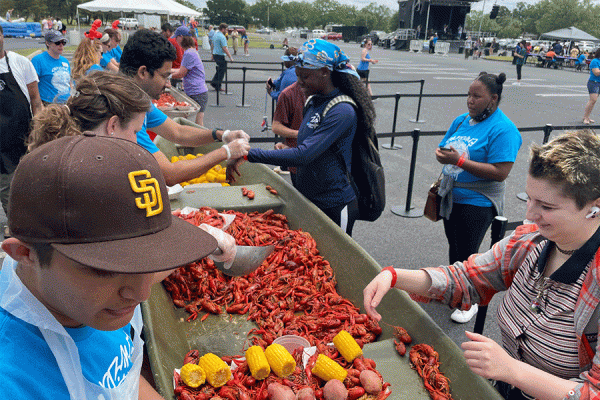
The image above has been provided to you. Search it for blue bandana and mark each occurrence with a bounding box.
[296,39,359,79]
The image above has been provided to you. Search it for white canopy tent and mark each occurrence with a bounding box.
[77,0,201,18]
[540,26,599,42]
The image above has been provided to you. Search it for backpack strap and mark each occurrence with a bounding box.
[302,94,357,121]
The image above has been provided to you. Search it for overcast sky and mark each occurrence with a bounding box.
[188,0,542,13]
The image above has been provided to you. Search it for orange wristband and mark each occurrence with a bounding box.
[456,154,466,168]
[382,266,397,288]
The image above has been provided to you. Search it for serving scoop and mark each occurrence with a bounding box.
[214,245,275,277]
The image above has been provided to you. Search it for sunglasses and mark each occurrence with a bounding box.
[54,41,67,46]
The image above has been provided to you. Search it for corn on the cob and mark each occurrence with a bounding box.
[245,346,271,380]
[179,363,206,388]
[311,354,348,382]
[197,353,232,387]
[333,330,363,362]
[265,343,296,377]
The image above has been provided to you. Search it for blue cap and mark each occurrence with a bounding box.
[45,30,67,43]
[174,26,191,37]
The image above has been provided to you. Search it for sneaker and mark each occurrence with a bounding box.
[450,304,478,323]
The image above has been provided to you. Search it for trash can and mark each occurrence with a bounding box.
[202,35,210,50]
[68,29,81,47]
[458,46,464,54]
[484,48,490,56]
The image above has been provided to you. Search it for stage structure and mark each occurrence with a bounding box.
[397,0,479,40]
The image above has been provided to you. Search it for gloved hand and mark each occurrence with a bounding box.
[222,139,250,161]
[198,223,237,269]
[222,129,250,143]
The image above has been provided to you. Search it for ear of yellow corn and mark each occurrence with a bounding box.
[197,353,232,388]
[245,346,271,380]
[265,343,296,377]
[180,363,206,388]
[333,330,363,362]
[311,354,348,382]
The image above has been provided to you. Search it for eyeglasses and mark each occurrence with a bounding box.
[54,41,67,46]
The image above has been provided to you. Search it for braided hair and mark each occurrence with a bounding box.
[331,71,376,137]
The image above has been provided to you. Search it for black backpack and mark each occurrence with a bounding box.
[304,95,386,222]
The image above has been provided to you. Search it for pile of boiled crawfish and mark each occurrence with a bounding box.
[164,207,383,348]
[175,346,391,400]
[408,344,453,400]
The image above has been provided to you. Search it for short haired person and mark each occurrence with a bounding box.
[266,47,298,101]
[364,130,600,400]
[207,25,215,52]
[171,29,209,127]
[0,134,236,398]
[271,81,306,186]
[31,30,71,104]
[119,29,250,186]
[210,23,233,92]
[161,23,183,72]
[0,25,43,235]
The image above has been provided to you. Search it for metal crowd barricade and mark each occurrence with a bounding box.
[434,42,450,56]
[409,40,423,53]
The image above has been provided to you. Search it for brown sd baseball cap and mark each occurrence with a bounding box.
[8,134,217,273]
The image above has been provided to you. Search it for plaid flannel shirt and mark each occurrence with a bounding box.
[410,224,600,399]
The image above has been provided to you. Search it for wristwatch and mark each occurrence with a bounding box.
[211,128,222,142]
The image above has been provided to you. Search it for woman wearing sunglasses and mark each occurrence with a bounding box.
[31,30,71,104]
[236,39,375,236]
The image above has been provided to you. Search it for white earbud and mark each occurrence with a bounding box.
[586,206,600,219]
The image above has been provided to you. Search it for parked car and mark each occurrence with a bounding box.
[119,18,138,30]
[300,29,311,39]
[256,27,273,34]
[577,41,595,53]
[228,25,246,35]
[312,29,326,38]
[359,30,386,46]
[378,32,392,48]
[326,31,342,41]
[168,20,182,29]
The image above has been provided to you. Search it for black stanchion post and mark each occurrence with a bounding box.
[271,97,276,122]
[236,67,251,108]
[391,129,424,217]
[517,124,553,201]
[210,83,225,108]
[542,123,553,144]
[473,215,508,334]
[409,79,426,123]
[382,93,403,150]
[222,67,232,95]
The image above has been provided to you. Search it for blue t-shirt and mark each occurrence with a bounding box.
[136,104,168,154]
[590,59,600,83]
[439,109,522,207]
[100,51,115,69]
[269,66,297,100]
[208,29,215,43]
[248,89,357,210]
[212,31,227,56]
[110,45,122,63]
[181,48,208,96]
[357,53,370,71]
[31,51,71,103]
[86,64,103,75]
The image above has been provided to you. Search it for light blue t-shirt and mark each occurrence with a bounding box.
[357,53,370,71]
[212,31,227,56]
[100,51,115,69]
[136,103,168,154]
[0,260,136,397]
[590,59,600,83]
[31,51,71,103]
[440,109,522,207]
[110,45,122,63]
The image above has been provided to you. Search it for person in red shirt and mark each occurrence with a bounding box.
[161,23,184,87]
[271,81,306,185]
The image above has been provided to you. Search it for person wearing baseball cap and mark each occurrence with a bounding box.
[0,135,235,398]
[31,30,71,104]
[266,46,298,101]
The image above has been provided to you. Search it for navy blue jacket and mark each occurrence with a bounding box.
[248,89,357,210]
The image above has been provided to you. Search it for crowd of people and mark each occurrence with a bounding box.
[4,15,600,400]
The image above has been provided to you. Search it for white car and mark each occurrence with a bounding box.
[312,29,326,38]
[118,18,138,30]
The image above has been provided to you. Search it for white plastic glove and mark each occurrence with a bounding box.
[222,129,250,143]
[198,223,237,269]
[222,138,250,161]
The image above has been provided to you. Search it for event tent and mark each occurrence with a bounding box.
[77,0,200,17]
[539,26,599,42]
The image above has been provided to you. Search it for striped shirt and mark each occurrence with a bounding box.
[410,224,600,399]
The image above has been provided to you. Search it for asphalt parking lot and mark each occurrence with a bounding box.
[4,35,596,349]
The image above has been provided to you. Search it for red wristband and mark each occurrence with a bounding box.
[456,154,466,168]
[382,266,397,288]
[243,155,248,161]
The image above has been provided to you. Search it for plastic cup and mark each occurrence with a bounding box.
[273,335,310,354]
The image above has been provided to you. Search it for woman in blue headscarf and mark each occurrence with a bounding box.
[234,39,375,236]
